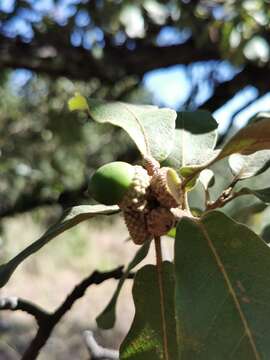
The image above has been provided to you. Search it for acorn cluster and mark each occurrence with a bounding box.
[89,159,182,244]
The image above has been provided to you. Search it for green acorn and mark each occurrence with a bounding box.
[89,161,150,211]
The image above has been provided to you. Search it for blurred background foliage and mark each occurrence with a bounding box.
[0,0,270,222]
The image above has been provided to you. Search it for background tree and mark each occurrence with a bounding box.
[1,0,270,219]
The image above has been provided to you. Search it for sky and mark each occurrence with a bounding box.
[2,0,270,134]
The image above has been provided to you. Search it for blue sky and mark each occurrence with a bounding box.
[144,68,270,133]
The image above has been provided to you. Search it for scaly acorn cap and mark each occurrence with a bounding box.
[119,165,150,212]
[90,162,150,209]
[150,167,181,208]
[146,206,175,237]
[123,210,151,245]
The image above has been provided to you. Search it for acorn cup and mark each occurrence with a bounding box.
[123,210,150,245]
[150,167,181,209]
[146,206,175,237]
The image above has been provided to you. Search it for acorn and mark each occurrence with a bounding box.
[89,161,150,211]
[146,206,175,237]
[150,167,181,209]
[123,210,150,245]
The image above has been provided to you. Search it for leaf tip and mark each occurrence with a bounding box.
[68,92,88,112]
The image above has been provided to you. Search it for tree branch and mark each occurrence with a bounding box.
[0,35,219,81]
[0,35,114,83]
[0,266,134,360]
[200,64,270,112]
[0,297,49,326]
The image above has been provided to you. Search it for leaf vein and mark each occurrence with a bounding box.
[197,221,261,360]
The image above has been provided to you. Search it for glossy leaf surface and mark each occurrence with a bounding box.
[175,211,270,359]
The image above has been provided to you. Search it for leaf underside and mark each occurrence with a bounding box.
[220,118,270,158]
[238,187,270,204]
[229,151,270,180]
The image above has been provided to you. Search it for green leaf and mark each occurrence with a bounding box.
[261,225,270,243]
[175,211,270,359]
[96,241,151,330]
[163,110,218,170]
[181,113,270,185]
[229,151,270,180]
[85,98,176,162]
[230,203,267,224]
[0,205,119,288]
[237,187,270,204]
[120,262,178,359]
[182,118,270,186]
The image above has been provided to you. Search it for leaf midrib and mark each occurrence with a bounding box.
[121,102,151,156]
[197,220,261,360]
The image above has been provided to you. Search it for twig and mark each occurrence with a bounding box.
[83,330,119,360]
[0,266,133,360]
[206,177,241,211]
[0,297,49,326]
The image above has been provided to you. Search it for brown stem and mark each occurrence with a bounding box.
[206,177,241,211]
[206,191,243,211]
[204,188,211,209]
[154,237,169,360]
[0,267,130,360]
